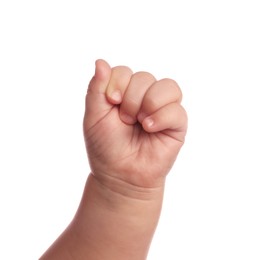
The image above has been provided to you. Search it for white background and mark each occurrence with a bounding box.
[0,0,260,259]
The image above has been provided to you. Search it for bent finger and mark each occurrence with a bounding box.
[138,78,182,122]
[119,71,156,124]
[142,103,188,141]
[106,65,133,104]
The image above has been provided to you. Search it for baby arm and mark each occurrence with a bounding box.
[40,59,187,260]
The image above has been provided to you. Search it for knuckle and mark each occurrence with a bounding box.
[109,66,133,89]
[112,65,133,75]
[159,78,182,100]
[132,71,156,85]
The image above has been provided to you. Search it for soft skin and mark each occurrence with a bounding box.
[40,59,188,260]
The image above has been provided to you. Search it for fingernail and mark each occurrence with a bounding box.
[144,117,154,128]
[111,90,122,103]
[120,113,136,124]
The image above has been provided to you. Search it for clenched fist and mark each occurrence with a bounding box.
[83,59,187,190]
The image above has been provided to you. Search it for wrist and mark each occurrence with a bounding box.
[70,173,165,259]
[90,171,166,201]
[79,173,165,219]
[40,173,166,260]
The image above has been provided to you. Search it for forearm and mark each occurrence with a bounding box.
[40,173,165,260]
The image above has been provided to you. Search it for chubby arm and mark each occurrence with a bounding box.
[40,174,164,260]
[40,60,187,260]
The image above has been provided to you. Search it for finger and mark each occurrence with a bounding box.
[137,78,182,123]
[87,59,111,94]
[119,72,156,124]
[106,65,133,104]
[142,103,188,141]
[84,59,112,131]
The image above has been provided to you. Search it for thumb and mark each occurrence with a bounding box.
[88,59,111,94]
[84,59,112,131]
